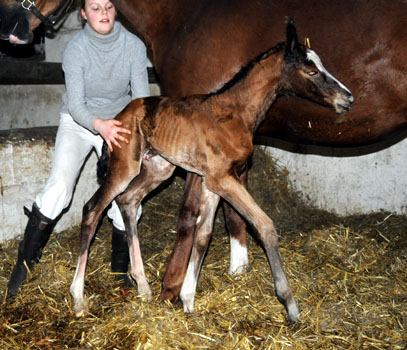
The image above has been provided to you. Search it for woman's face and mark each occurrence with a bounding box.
[81,0,116,35]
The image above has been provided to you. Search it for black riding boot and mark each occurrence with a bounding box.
[111,226,133,288]
[7,204,56,300]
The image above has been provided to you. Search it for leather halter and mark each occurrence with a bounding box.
[15,0,74,25]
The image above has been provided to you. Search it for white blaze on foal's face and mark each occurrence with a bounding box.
[304,49,354,113]
[306,49,352,95]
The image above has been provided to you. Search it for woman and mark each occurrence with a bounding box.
[7,0,150,299]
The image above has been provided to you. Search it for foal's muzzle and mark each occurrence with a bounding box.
[334,91,354,114]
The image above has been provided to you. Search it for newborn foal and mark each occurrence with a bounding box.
[70,21,353,321]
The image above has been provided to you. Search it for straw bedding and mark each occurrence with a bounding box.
[1,146,406,349]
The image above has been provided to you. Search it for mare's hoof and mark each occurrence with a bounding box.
[182,303,194,314]
[159,285,181,302]
[228,263,250,277]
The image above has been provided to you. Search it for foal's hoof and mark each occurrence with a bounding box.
[137,284,152,301]
[74,309,87,318]
[287,301,300,323]
[73,301,88,318]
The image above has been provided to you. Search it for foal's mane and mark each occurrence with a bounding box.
[210,42,287,96]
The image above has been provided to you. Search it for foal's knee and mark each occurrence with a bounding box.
[257,224,279,248]
[81,200,100,230]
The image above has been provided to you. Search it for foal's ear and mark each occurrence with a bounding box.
[286,19,299,54]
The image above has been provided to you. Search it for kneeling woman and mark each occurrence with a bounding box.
[7,0,150,298]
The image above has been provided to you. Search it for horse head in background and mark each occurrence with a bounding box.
[0,0,72,43]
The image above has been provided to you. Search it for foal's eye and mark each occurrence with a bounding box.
[307,71,318,76]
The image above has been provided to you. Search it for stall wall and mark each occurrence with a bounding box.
[265,138,407,216]
[0,10,405,242]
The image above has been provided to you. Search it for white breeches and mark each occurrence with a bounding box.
[35,113,141,230]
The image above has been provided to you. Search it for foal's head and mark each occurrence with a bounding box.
[279,20,353,114]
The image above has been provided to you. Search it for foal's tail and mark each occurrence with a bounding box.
[97,142,109,184]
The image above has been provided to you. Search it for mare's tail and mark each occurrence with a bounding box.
[97,142,109,184]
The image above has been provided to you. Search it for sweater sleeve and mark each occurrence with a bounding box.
[62,40,97,133]
[129,39,151,99]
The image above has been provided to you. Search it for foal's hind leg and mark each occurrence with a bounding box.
[116,156,175,298]
[71,156,143,317]
[180,183,220,313]
[70,183,131,317]
[206,175,299,322]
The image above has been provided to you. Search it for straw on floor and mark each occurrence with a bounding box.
[1,146,406,349]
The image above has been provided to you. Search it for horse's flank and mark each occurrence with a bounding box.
[113,0,407,147]
[1,0,405,144]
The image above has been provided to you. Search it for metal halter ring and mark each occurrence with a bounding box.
[20,0,34,11]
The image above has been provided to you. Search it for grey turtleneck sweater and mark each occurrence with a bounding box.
[61,22,150,133]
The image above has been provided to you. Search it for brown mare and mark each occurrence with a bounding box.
[111,0,407,301]
[69,21,353,321]
[1,0,406,301]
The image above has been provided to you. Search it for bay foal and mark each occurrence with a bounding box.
[70,21,353,322]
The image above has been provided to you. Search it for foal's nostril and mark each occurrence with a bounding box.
[336,102,352,113]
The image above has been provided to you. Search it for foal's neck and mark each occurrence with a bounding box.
[218,51,284,133]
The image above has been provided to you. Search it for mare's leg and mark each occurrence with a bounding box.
[160,173,202,301]
[116,156,175,297]
[180,183,220,313]
[223,167,249,275]
[206,175,299,323]
[70,149,143,317]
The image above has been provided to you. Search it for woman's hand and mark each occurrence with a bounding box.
[93,118,131,152]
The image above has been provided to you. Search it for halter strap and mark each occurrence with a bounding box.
[15,0,74,26]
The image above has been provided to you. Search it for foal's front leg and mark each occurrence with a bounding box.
[180,183,220,313]
[117,155,176,298]
[206,175,299,322]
